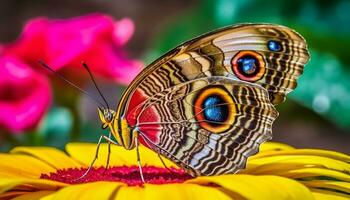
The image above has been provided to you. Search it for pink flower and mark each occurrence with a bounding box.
[0,56,51,133]
[4,13,142,84]
[0,13,141,133]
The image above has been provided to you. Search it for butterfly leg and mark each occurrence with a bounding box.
[157,153,172,172]
[75,134,104,181]
[102,134,120,173]
[103,132,112,175]
[138,131,173,173]
[75,133,119,181]
[135,136,145,183]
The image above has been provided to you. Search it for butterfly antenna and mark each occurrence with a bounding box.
[81,62,110,110]
[38,60,106,108]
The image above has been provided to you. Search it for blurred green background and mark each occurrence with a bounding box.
[0,0,349,153]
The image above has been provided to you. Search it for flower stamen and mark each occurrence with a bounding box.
[40,166,192,186]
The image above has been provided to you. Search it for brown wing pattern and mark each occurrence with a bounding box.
[135,77,278,176]
[116,24,309,176]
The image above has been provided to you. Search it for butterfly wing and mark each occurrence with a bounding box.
[118,24,310,111]
[116,24,309,175]
[208,24,310,104]
[132,76,278,176]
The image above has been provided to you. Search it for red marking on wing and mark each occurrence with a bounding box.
[126,89,160,147]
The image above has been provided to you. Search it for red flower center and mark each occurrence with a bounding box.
[40,166,192,186]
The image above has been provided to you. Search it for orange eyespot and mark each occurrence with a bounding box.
[231,51,266,82]
[193,86,236,133]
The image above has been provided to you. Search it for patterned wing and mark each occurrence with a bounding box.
[129,77,278,176]
[117,24,310,112]
[206,24,310,104]
[116,24,309,175]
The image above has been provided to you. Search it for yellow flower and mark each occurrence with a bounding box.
[0,142,349,200]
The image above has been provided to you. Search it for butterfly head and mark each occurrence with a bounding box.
[98,107,116,129]
[98,107,137,150]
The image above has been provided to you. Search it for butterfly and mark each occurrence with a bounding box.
[94,23,310,179]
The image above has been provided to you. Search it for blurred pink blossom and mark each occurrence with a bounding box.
[0,56,51,133]
[0,13,141,132]
[4,13,142,84]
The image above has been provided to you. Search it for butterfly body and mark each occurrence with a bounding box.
[99,24,310,176]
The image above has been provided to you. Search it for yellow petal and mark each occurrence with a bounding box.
[302,180,350,194]
[41,181,123,200]
[311,188,350,200]
[0,191,28,200]
[0,178,21,194]
[258,142,295,152]
[11,147,81,170]
[115,183,231,200]
[65,143,177,168]
[252,149,350,162]
[0,154,55,178]
[0,178,66,198]
[244,155,350,174]
[187,174,314,200]
[261,167,350,182]
[12,191,53,200]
